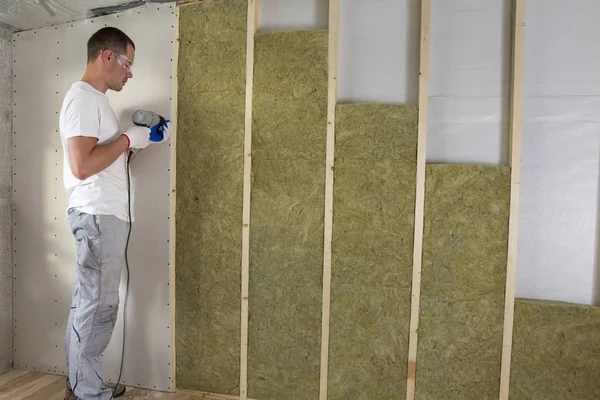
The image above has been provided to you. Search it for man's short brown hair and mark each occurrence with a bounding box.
[87,27,135,62]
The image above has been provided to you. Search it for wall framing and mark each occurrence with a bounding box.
[499,0,526,398]
[318,1,340,399]
[240,0,259,399]
[405,0,430,398]
[171,0,600,399]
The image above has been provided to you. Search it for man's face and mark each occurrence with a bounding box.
[107,44,134,92]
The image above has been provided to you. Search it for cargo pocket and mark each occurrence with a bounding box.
[71,213,102,301]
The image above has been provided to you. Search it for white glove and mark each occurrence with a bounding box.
[122,126,151,149]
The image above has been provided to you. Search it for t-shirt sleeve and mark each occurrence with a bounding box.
[62,92,100,139]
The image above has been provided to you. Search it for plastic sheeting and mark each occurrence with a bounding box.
[0,26,12,373]
[258,0,328,33]
[516,0,600,305]
[0,0,144,30]
[337,0,420,105]
[0,0,79,30]
[427,0,512,165]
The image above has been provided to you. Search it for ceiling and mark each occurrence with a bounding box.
[0,0,181,31]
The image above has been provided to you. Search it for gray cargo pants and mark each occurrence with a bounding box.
[65,208,129,399]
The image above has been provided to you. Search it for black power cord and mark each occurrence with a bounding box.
[111,151,133,399]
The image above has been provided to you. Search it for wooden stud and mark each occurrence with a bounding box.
[240,1,259,399]
[170,5,181,391]
[405,0,430,398]
[318,1,340,399]
[499,0,526,398]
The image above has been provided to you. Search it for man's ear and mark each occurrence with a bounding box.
[100,49,112,63]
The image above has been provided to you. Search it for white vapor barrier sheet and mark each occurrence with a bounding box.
[516,0,600,306]
[12,4,175,391]
[338,0,420,105]
[427,0,512,165]
[258,0,328,32]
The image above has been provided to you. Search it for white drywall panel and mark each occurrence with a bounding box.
[12,3,175,391]
[0,26,12,374]
[0,199,11,374]
[258,0,328,32]
[426,0,511,164]
[516,0,600,305]
[0,26,10,193]
[338,0,420,105]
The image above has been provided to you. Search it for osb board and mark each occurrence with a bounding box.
[328,104,418,399]
[415,164,510,400]
[510,298,600,399]
[175,0,246,394]
[247,30,328,400]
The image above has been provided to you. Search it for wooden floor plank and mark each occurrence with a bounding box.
[177,389,251,400]
[120,387,164,399]
[0,371,41,396]
[0,373,62,400]
[0,370,221,400]
[47,390,67,400]
[0,369,29,387]
[22,376,65,400]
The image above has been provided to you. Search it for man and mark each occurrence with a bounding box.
[58,27,170,399]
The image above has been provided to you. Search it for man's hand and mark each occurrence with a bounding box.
[149,120,172,143]
[122,125,151,149]
[68,134,129,180]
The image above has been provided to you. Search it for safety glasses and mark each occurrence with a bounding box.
[115,52,133,72]
[100,49,133,72]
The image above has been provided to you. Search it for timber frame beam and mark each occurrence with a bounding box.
[405,0,430,398]
[240,1,259,399]
[319,0,340,399]
[499,0,526,398]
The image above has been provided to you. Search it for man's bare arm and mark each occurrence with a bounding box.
[68,135,129,180]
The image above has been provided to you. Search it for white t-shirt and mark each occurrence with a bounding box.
[59,81,132,222]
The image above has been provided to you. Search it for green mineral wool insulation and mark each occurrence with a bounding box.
[328,104,418,399]
[510,299,600,399]
[175,0,246,394]
[415,164,510,400]
[248,30,328,400]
